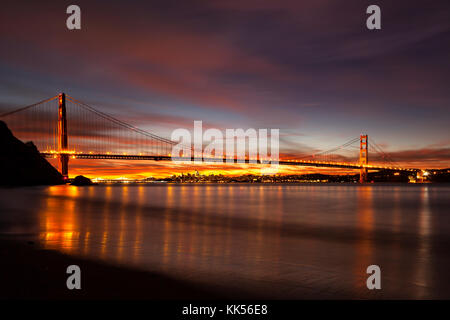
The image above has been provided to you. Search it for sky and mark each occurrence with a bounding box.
[0,0,449,178]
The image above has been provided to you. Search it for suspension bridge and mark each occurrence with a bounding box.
[0,93,419,182]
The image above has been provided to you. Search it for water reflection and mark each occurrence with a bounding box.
[40,186,80,253]
[414,186,432,298]
[354,186,374,291]
[133,186,144,263]
[10,184,445,298]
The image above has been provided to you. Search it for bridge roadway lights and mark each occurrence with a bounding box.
[40,152,419,178]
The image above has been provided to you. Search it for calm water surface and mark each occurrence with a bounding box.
[1,183,450,299]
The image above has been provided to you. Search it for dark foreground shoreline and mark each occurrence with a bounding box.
[0,239,227,300]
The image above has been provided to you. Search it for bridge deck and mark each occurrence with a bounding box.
[40,153,418,172]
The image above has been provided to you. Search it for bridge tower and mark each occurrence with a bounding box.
[58,93,69,180]
[359,134,368,183]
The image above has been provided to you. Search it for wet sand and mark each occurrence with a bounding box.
[0,239,227,300]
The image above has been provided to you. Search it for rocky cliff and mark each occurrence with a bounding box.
[0,120,64,186]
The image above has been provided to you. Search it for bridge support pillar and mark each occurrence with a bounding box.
[60,154,69,180]
[58,93,69,180]
[359,134,368,183]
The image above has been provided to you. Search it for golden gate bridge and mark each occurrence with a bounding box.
[0,93,419,182]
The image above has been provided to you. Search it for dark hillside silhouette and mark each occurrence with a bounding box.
[0,120,64,186]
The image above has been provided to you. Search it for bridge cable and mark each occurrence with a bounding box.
[0,95,58,118]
